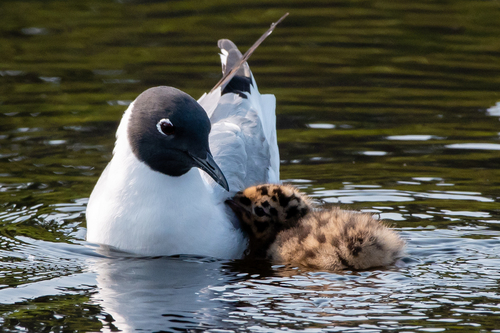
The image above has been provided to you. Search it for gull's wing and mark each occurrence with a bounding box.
[198,40,280,201]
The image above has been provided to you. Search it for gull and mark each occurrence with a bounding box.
[86,15,288,258]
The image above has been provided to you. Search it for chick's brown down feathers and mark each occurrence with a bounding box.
[227,184,405,271]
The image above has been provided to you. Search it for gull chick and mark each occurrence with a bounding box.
[227,184,405,271]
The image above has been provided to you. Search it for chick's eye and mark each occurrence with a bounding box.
[157,118,175,136]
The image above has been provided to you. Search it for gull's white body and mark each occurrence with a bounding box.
[86,46,279,258]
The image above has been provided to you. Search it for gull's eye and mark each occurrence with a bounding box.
[157,118,175,136]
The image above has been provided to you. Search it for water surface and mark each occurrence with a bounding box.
[1,0,500,331]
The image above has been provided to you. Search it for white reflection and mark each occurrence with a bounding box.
[486,102,500,116]
[386,135,444,141]
[412,177,442,182]
[39,76,61,84]
[107,100,132,106]
[307,123,336,129]
[313,189,413,204]
[88,254,239,332]
[361,151,388,156]
[379,212,406,221]
[21,27,48,35]
[438,210,490,218]
[311,187,493,205]
[445,143,500,151]
[414,192,493,202]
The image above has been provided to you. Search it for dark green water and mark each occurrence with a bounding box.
[1,0,500,332]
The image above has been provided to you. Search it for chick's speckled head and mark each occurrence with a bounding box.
[227,184,311,243]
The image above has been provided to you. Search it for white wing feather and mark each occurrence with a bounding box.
[198,40,280,201]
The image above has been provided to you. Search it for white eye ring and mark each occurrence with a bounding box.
[156,118,175,136]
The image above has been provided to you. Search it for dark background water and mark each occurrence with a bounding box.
[1,0,500,332]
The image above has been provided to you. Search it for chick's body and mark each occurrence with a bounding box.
[228,184,405,271]
[271,208,404,270]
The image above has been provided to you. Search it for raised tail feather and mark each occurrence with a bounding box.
[198,37,280,187]
[218,39,253,99]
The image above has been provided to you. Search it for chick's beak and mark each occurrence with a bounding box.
[225,198,242,214]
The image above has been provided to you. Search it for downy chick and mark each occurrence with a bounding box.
[227,184,405,271]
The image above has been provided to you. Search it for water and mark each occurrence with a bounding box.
[1,0,500,331]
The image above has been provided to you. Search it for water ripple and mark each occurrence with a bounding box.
[311,188,494,205]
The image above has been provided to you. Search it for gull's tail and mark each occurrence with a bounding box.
[215,39,279,184]
[198,17,286,190]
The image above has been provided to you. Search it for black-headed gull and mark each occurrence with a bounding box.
[86,18,286,258]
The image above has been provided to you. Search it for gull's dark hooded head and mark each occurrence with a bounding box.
[127,86,229,191]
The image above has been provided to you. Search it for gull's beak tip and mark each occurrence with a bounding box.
[189,151,230,192]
